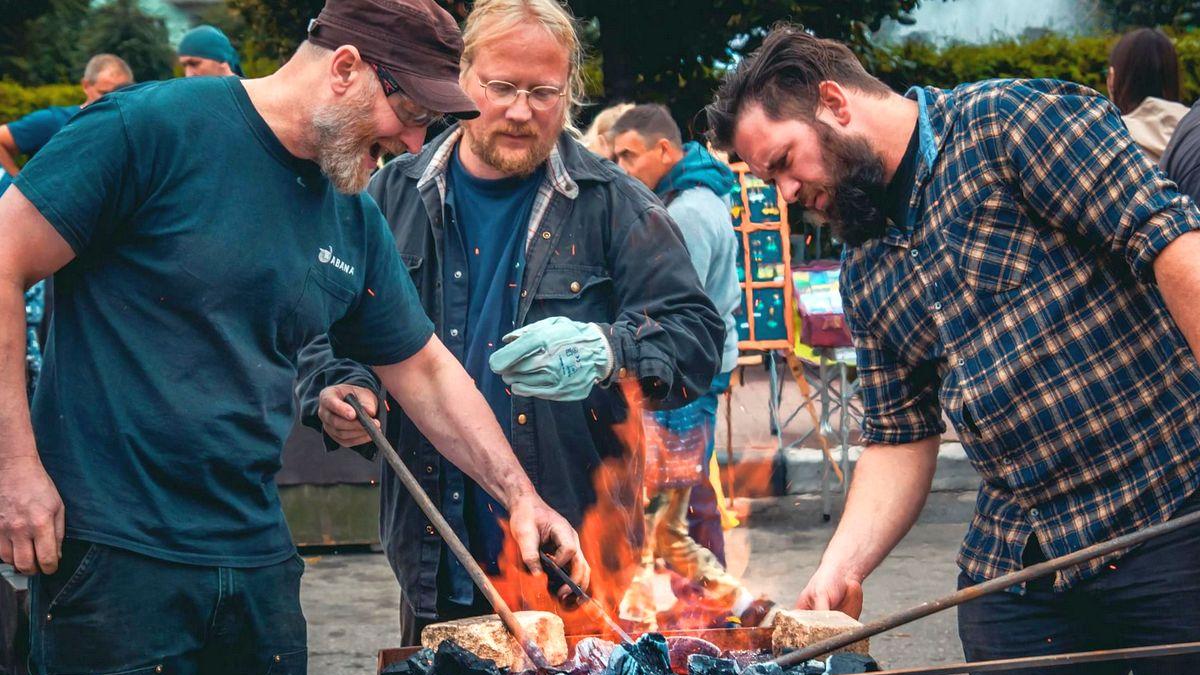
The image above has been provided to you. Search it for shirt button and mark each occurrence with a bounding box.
[425,464,434,474]
[542,231,552,240]
[451,491,461,501]
[1029,508,1040,519]
[910,249,919,258]
[933,301,942,311]
[569,281,582,293]
[520,290,528,298]
[425,525,435,535]
[449,328,459,337]
[517,413,528,425]
[454,270,463,279]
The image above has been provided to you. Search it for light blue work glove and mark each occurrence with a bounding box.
[488,316,614,401]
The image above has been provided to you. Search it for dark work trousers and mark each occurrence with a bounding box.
[29,539,307,675]
[957,491,1200,675]
[398,584,493,647]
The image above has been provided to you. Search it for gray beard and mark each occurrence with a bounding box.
[311,92,377,194]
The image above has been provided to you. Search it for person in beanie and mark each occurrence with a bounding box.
[0,1,588,672]
[177,24,243,77]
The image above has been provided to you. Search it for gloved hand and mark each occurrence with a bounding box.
[488,316,614,401]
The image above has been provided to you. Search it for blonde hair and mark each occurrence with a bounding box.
[580,102,633,153]
[461,0,586,133]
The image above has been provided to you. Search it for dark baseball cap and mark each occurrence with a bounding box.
[307,0,479,119]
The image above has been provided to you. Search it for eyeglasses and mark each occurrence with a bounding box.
[367,60,444,128]
[477,78,565,111]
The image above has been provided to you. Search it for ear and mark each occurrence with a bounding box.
[657,138,674,162]
[328,45,364,97]
[817,81,852,128]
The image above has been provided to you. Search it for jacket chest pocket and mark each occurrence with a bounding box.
[530,265,613,321]
[943,188,1044,295]
[281,266,355,354]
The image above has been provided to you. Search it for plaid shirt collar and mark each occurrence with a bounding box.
[884,86,949,248]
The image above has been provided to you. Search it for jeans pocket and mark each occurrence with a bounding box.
[44,540,105,612]
[265,648,307,675]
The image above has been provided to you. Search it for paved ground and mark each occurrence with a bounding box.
[301,491,977,674]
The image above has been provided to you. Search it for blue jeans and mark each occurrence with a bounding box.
[30,539,307,674]
[958,492,1200,675]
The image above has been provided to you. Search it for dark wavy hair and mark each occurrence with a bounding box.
[705,23,891,151]
[1109,28,1180,114]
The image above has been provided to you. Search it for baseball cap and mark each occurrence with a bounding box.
[307,0,479,119]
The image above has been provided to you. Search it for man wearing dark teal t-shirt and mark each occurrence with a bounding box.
[0,1,588,673]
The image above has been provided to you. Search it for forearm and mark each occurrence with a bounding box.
[0,146,19,178]
[1155,231,1200,358]
[376,338,535,508]
[818,435,941,582]
[0,279,37,463]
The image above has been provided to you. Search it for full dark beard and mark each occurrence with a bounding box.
[464,121,557,177]
[815,122,888,247]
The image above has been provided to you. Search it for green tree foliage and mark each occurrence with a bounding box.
[226,0,324,62]
[0,0,90,85]
[1096,0,1200,30]
[873,32,1112,94]
[872,28,1200,103]
[82,0,176,82]
[0,82,82,124]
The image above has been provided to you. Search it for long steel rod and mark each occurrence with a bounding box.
[539,552,635,648]
[871,641,1200,674]
[345,394,551,670]
[775,508,1200,666]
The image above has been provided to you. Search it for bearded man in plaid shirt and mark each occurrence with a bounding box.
[706,24,1200,674]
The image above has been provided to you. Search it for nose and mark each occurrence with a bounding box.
[505,93,533,123]
[776,176,801,203]
[399,126,427,155]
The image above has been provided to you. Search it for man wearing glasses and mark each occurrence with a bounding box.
[0,1,589,672]
[299,0,723,642]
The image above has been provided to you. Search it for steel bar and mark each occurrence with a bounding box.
[870,641,1200,674]
[539,552,635,648]
[345,394,552,671]
[774,507,1200,667]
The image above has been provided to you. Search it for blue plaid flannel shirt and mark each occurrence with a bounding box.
[842,79,1200,592]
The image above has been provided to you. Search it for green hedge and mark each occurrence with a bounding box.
[871,28,1200,103]
[0,81,83,125]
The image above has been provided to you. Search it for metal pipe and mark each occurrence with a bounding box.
[871,641,1200,674]
[774,508,1200,667]
[345,394,552,671]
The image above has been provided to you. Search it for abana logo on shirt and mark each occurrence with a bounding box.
[318,245,355,276]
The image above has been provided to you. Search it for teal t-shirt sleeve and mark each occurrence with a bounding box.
[328,201,434,365]
[7,106,74,155]
[13,99,136,254]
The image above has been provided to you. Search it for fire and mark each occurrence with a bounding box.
[490,380,763,638]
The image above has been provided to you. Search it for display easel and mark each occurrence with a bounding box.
[723,164,807,499]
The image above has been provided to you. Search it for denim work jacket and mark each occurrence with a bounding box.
[295,126,723,620]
